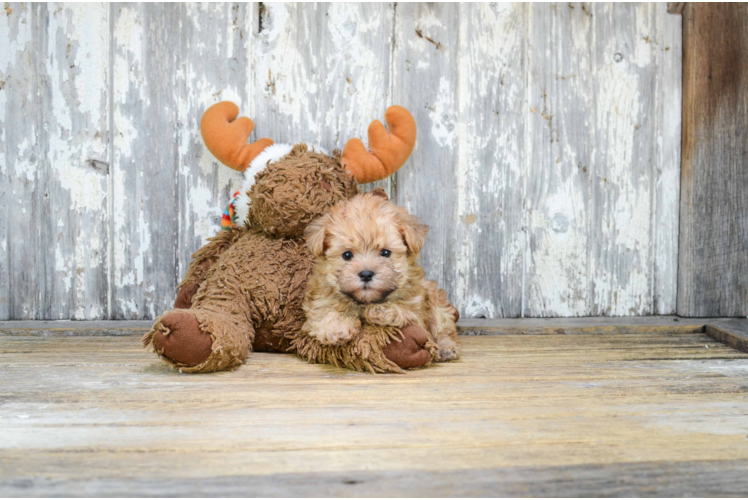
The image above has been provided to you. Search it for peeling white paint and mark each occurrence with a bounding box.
[428,77,457,149]
[464,296,496,319]
[112,5,144,301]
[113,7,143,76]
[527,184,590,317]
[188,180,218,247]
[134,203,152,286]
[0,3,683,320]
[33,3,110,319]
[69,4,108,125]
[252,4,319,137]
[323,4,388,147]
[13,138,36,182]
[55,246,73,296]
[57,162,107,212]
[454,3,526,316]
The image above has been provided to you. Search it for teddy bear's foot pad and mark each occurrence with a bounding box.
[383,324,431,369]
[152,311,213,366]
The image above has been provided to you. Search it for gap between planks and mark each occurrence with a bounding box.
[2,317,747,357]
[0,316,745,336]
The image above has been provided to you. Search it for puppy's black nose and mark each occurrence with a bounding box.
[359,270,375,283]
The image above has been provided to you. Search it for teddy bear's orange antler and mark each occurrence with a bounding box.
[200,101,274,172]
[341,106,417,184]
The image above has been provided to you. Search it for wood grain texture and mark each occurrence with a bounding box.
[1,316,734,337]
[391,3,460,298]
[110,4,181,319]
[0,320,152,336]
[0,3,685,319]
[250,3,394,195]
[525,2,595,317]
[667,3,686,15]
[525,3,680,317]
[42,3,110,320]
[706,320,748,354]
[454,3,526,318]
[174,3,249,282]
[1,3,112,320]
[0,3,43,320]
[2,333,748,496]
[457,315,716,335]
[653,4,682,314]
[678,3,748,317]
[590,3,659,316]
[5,460,748,497]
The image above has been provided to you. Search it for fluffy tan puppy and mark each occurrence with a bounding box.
[302,189,460,362]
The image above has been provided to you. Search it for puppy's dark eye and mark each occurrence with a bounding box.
[342,251,353,261]
[380,249,391,258]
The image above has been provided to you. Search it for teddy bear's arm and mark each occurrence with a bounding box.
[174,229,240,308]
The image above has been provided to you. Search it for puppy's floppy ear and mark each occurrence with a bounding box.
[397,209,429,255]
[304,213,330,257]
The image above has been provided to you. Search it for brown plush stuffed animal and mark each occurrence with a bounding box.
[143,101,447,373]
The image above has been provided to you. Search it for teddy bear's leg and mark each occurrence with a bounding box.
[174,229,240,309]
[143,308,254,373]
[382,324,432,369]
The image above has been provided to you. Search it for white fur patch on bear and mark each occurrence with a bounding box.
[233,190,252,227]
[234,143,327,225]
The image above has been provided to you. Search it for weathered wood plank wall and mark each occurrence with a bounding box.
[0,3,682,320]
[678,3,748,317]
[1,3,110,320]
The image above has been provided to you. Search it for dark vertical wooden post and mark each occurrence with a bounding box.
[678,3,748,317]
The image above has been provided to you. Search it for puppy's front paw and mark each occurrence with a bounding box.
[314,321,357,346]
[365,304,406,327]
[434,337,460,362]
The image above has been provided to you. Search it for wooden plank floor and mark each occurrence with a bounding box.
[2,331,748,496]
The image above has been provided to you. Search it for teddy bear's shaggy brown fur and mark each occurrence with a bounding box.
[143,145,361,372]
[142,102,453,374]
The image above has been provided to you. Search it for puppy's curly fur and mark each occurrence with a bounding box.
[301,189,460,362]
